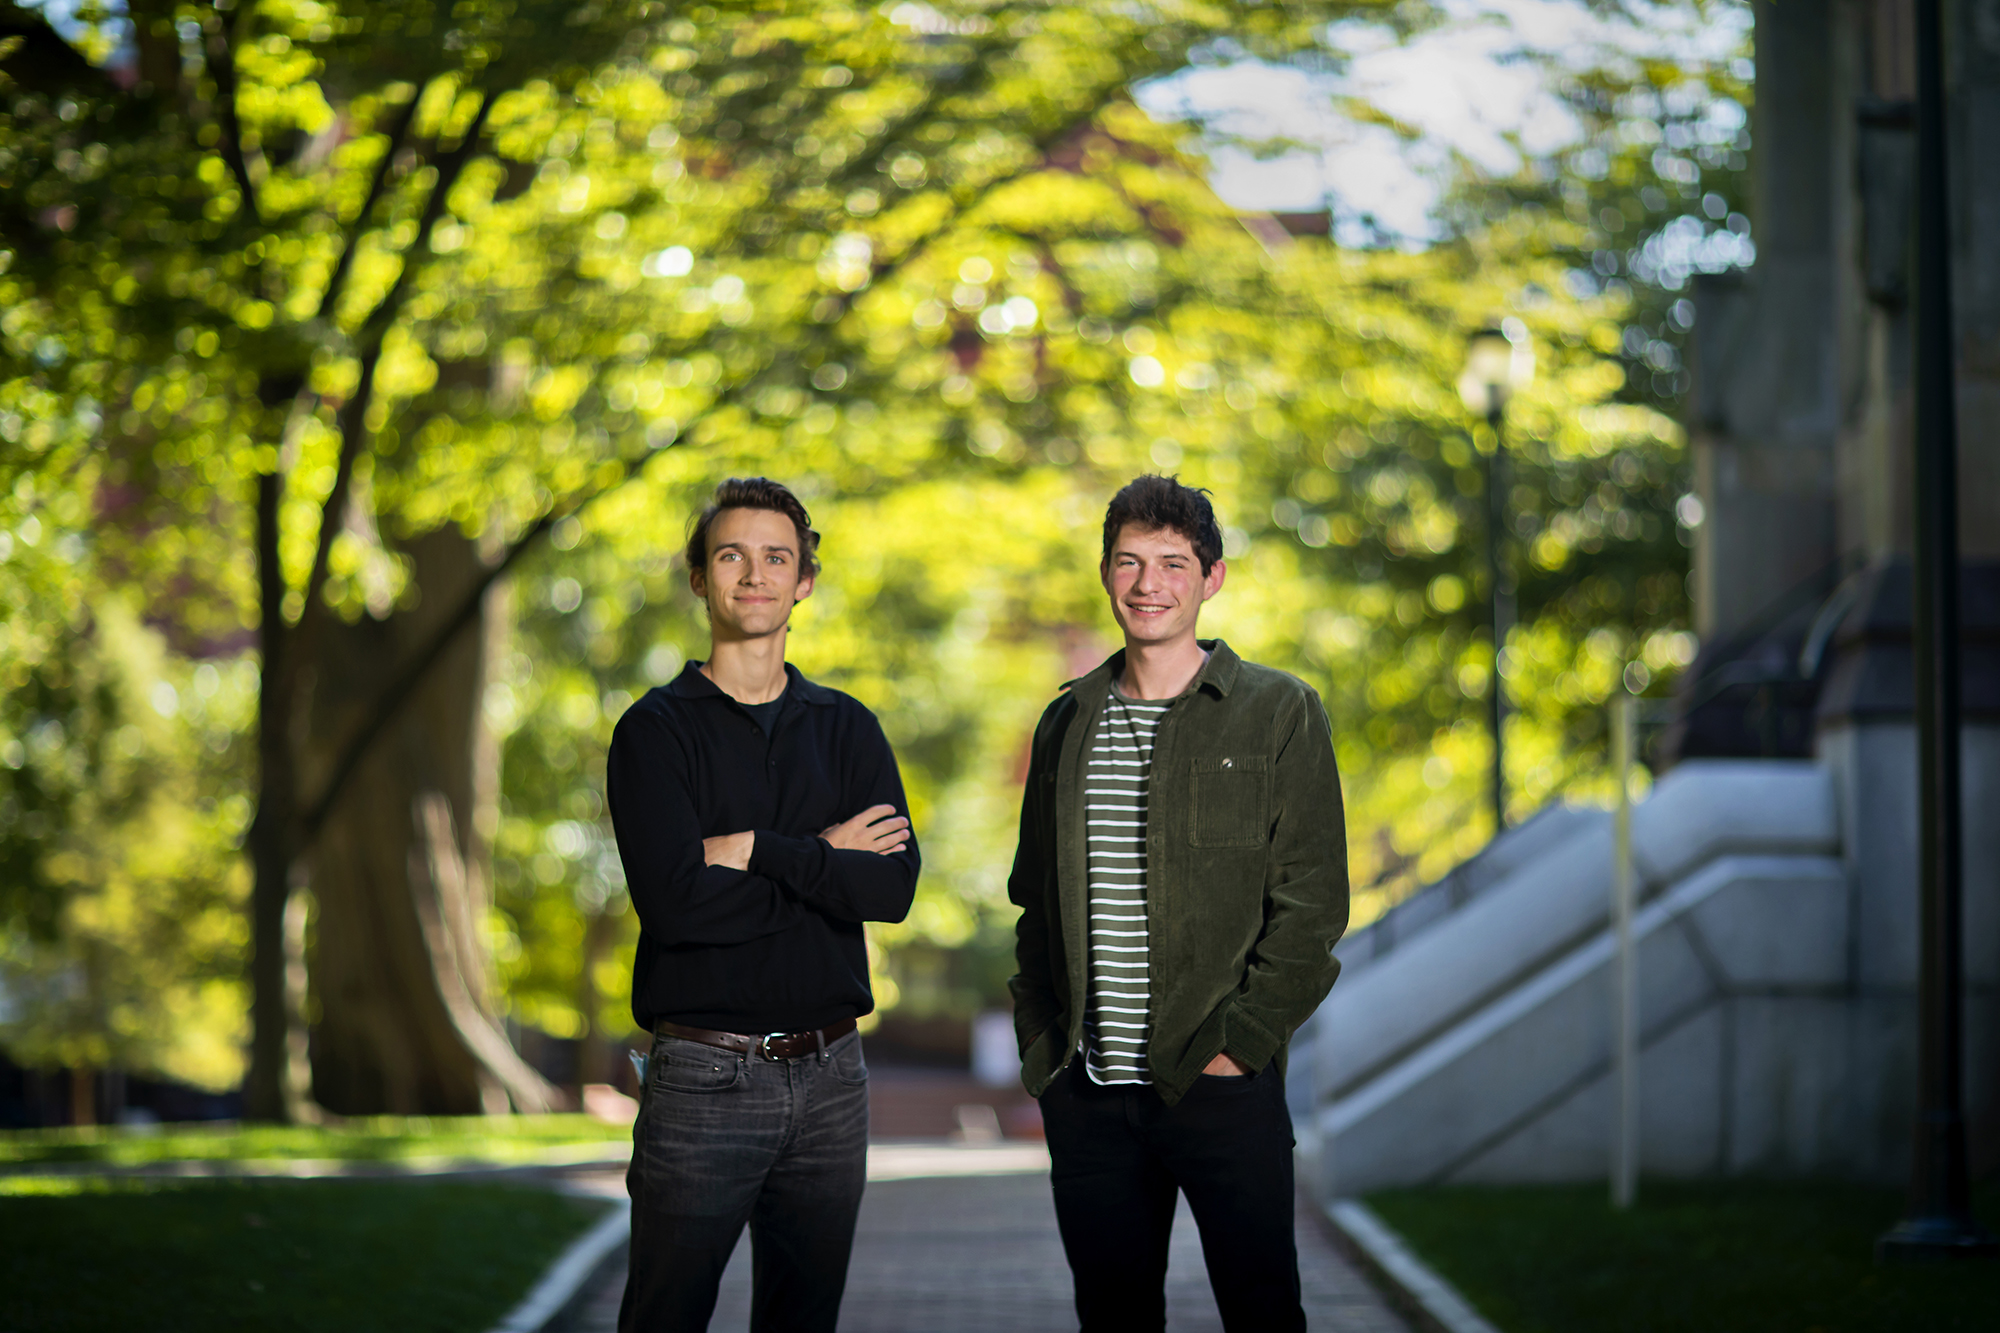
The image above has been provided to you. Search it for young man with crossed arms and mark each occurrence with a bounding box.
[607,477,917,1332]
[1009,474,1349,1332]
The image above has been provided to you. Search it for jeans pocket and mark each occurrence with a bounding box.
[825,1032,869,1087]
[653,1044,745,1094]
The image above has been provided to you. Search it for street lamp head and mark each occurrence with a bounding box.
[1458,318,1536,418]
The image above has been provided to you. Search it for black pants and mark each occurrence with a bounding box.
[618,1030,870,1333]
[1038,1058,1306,1333]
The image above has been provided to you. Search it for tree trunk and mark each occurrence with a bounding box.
[302,528,558,1115]
[247,470,316,1123]
[575,906,619,1096]
[69,1066,93,1127]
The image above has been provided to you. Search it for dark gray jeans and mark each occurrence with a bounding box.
[617,1029,870,1333]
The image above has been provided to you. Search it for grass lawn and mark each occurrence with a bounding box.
[1368,1178,2000,1333]
[0,1175,610,1332]
[0,1113,630,1168]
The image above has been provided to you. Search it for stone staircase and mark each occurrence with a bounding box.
[1292,760,1852,1198]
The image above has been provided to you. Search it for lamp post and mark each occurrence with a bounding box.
[1610,691,1639,1210]
[1877,0,1996,1263]
[1459,321,1535,835]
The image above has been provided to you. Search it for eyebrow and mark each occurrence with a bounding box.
[713,540,797,556]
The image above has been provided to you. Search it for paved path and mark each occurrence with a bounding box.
[560,1154,1409,1332]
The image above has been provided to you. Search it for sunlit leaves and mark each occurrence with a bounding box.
[0,600,253,1091]
[1,0,1697,1054]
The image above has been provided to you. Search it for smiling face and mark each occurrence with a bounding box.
[689,506,814,640]
[1100,522,1225,652]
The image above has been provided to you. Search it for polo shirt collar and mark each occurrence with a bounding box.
[667,660,838,706]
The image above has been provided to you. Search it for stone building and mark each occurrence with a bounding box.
[1295,0,1999,1195]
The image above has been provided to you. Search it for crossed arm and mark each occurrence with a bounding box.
[702,804,911,868]
[608,710,918,946]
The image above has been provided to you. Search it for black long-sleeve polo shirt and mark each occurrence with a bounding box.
[606,661,919,1034]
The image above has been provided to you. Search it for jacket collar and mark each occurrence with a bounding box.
[667,660,838,706]
[1066,638,1239,703]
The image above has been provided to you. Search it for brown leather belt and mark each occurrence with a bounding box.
[654,1017,857,1061]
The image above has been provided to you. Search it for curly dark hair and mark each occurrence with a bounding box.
[685,477,822,579]
[1101,474,1224,575]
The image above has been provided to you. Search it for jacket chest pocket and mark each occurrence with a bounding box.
[1188,754,1271,848]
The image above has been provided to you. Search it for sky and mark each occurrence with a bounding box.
[1136,0,1754,244]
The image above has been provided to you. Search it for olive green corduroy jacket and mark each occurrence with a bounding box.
[1007,639,1350,1107]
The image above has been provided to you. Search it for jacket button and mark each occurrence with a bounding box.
[1221,757,1233,768]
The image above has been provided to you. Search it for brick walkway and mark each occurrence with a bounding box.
[861,1066,1045,1140]
[561,1157,1409,1332]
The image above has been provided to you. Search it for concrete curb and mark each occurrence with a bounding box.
[1323,1199,1503,1333]
[487,1199,630,1333]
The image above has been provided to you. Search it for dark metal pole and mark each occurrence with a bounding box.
[1877,0,1995,1264]
[1486,401,1511,834]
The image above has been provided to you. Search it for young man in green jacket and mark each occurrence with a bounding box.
[1009,474,1349,1332]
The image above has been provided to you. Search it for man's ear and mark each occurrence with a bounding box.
[794,572,816,603]
[689,566,708,600]
[1202,559,1226,600]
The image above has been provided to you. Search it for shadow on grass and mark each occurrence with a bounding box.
[1368,1177,2000,1333]
[0,1176,608,1332]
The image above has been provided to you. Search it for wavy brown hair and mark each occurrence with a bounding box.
[1101,474,1223,575]
[685,477,822,578]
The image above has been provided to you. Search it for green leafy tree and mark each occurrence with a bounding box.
[0,591,253,1111]
[0,0,1399,1116]
[0,0,1740,1105]
[486,86,1696,1042]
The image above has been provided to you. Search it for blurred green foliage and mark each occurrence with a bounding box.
[0,0,1749,1084]
[492,92,1707,1033]
[1450,13,1755,415]
[0,561,253,1087]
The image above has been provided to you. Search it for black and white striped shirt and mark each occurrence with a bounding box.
[1083,691,1169,1085]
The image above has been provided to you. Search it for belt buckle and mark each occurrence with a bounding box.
[757,1032,789,1060]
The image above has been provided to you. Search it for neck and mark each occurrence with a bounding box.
[702,629,790,703]
[1118,635,1208,701]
